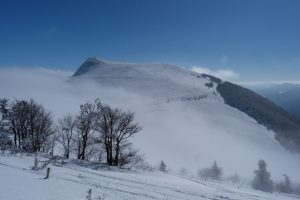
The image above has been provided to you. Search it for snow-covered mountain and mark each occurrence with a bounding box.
[1,57,300,182]
[72,57,221,100]
[69,58,300,181]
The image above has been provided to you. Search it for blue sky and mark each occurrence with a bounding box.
[0,0,300,82]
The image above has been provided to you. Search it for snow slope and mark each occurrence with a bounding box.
[72,57,221,100]
[0,154,298,200]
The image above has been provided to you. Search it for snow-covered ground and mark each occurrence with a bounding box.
[0,154,298,200]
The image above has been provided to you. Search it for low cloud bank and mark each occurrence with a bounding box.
[1,67,300,182]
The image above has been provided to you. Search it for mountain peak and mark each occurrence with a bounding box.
[73,57,105,76]
[72,57,170,77]
[85,57,103,63]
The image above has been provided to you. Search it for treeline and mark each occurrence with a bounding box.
[251,159,295,194]
[0,98,143,168]
[194,159,298,195]
[0,98,53,152]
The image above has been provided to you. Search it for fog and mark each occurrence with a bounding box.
[1,67,300,182]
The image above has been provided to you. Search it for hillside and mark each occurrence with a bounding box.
[217,82,300,152]
[248,83,300,119]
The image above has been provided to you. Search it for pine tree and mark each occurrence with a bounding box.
[211,161,222,180]
[282,174,292,193]
[252,159,273,192]
[159,160,167,172]
[277,174,292,193]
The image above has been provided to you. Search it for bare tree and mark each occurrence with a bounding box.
[96,105,142,166]
[75,100,100,160]
[118,143,144,169]
[28,100,54,152]
[0,98,9,127]
[113,111,142,166]
[96,105,116,165]
[57,114,76,158]
[5,99,54,152]
[0,98,11,150]
[9,99,30,148]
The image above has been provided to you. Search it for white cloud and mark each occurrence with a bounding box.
[190,66,239,81]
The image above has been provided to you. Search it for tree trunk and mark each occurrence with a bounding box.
[14,133,17,146]
[114,142,120,166]
[106,146,110,164]
[66,140,70,159]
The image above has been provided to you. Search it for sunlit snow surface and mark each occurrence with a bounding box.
[0,155,298,200]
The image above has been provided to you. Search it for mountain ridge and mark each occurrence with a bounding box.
[249,83,300,119]
[217,82,300,152]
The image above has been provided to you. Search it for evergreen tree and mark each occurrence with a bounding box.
[198,161,222,180]
[277,174,292,194]
[159,160,167,172]
[211,161,222,180]
[252,159,273,192]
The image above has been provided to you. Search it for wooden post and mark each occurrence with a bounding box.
[33,153,38,170]
[44,167,51,179]
[86,189,92,200]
